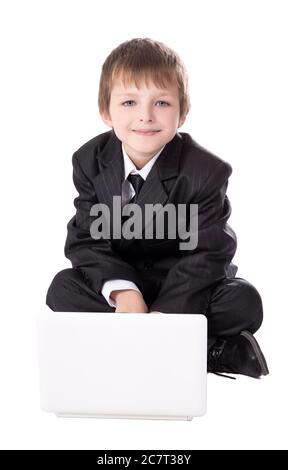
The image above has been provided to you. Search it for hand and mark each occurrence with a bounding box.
[112,289,149,313]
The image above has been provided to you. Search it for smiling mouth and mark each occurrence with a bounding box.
[132,130,161,135]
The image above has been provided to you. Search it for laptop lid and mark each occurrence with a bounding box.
[37,310,207,420]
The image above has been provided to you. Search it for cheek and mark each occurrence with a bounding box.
[164,113,179,126]
[115,109,130,120]
[162,107,179,119]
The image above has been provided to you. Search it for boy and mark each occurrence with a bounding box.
[46,38,268,379]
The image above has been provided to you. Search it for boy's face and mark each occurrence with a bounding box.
[101,78,186,168]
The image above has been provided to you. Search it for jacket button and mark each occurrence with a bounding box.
[144,260,153,270]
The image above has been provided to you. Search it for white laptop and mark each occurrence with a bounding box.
[37,309,207,421]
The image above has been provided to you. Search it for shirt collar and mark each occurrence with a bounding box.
[121,142,165,181]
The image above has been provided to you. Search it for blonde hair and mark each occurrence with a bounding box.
[98,38,190,120]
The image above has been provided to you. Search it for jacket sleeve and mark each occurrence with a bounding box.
[64,152,142,294]
[149,161,237,314]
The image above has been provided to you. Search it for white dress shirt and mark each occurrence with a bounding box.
[101,142,165,307]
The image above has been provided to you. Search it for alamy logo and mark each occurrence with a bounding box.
[90,196,198,251]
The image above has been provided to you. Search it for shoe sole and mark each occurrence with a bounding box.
[240,331,269,376]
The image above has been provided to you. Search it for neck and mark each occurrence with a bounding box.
[123,146,159,170]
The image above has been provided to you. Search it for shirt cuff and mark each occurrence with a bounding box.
[102,280,142,307]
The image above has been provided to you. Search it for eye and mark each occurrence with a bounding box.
[156,101,170,106]
[122,100,135,106]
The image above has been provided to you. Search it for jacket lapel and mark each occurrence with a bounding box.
[92,130,124,210]
[120,131,184,248]
[92,130,184,247]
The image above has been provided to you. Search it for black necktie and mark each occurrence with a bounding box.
[127,173,145,203]
[122,174,145,227]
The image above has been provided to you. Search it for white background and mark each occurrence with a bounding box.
[0,0,287,450]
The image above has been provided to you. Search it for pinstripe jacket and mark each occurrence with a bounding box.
[64,129,237,313]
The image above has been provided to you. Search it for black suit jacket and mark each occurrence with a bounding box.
[64,129,237,313]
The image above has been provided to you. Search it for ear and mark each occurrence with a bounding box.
[178,114,187,128]
[100,111,113,128]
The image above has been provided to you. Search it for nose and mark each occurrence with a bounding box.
[139,104,154,122]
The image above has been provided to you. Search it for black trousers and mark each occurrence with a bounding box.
[46,268,263,346]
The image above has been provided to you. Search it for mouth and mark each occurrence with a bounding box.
[132,130,161,136]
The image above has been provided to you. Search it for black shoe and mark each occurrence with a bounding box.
[208,330,269,378]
